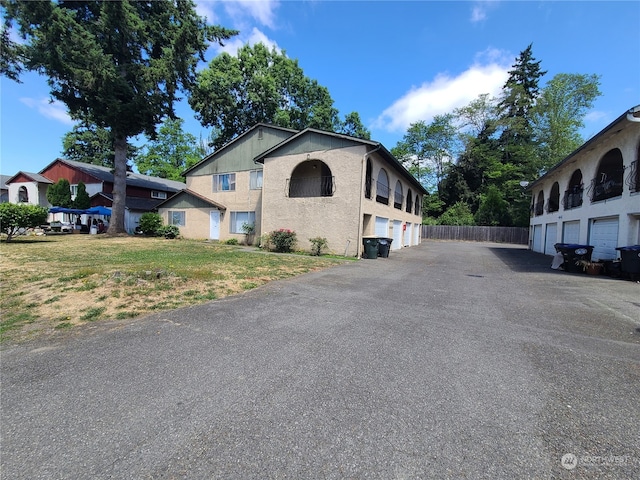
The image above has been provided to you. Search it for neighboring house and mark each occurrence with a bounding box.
[1,174,11,202]
[157,123,427,257]
[528,105,640,260]
[6,158,186,233]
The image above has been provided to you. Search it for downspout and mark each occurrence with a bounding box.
[626,105,640,122]
[356,144,382,258]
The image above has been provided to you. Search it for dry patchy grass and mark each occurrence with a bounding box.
[0,234,348,343]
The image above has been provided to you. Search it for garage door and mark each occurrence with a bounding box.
[589,217,619,260]
[393,220,402,250]
[375,216,388,237]
[562,220,580,244]
[532,225,543,253]
[544,223,557,255]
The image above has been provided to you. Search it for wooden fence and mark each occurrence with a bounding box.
[421,225,529,245]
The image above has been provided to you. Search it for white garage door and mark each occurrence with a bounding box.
[544,223,557,255]
[562,221,580,244]
[589,217,619,260]
[375,216,388,237]
[393,220,402,250]
[403,223,412,246]
[532,225,543,253]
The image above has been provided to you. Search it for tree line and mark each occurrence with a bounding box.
[393,45,600,227]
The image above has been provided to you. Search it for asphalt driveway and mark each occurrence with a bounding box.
[1,240,639,479]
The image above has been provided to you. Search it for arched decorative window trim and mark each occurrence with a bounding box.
[534,191,544,216]
[563,169,583,209]
[406,188,413,213]
[547,182,560,213]
[376,169,390,205]
[589,148,624,202]
[287,160,335,198]
[393,180,403,209]
[364,158,373,199]
[18,186,29,203]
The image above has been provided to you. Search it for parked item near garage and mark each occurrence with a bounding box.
[377,238,393,258]
[553,243,594,273]
[362,237,379,259]
[615,245,640,279]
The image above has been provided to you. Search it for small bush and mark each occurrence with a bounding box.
[268,229,297,253]
[139,213,163,236]
[309,237,328,256]
[224,238,239,245]
[157,225,180,239]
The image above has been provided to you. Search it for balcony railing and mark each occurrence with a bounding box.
[287,176,335,198]
[626,160,638,193]
[534,202,544,216]
[588,174,623,202]
[563,188,583,210]
[394,192,404,209]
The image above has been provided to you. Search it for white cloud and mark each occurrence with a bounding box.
[470,1,500,23]
[373,51,510,133]
[19,97,74,125]
[195,0,218,23]
[216,26,280,56]
[223,0,280,29]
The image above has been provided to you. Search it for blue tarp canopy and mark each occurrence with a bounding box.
[49,206,111,215]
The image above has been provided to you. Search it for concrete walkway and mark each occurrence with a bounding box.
[2,241,639,479]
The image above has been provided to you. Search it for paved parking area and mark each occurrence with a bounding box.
[1,240,639,479]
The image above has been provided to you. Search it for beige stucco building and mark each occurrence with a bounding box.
[158,124,427,257]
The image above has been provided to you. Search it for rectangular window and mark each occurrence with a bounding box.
[229,211,256,234]
[70,184,78,200]
[250,170,263,190]
[213,173,236,192]
[151,191,167,199]
[168,211,185,227]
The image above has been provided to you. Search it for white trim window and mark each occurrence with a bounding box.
[230,211,256,234]
[168,211,185,227]
[151,190,167,199]
[70,184,78,200]
[213,173,236,192]
[250,169,263,190]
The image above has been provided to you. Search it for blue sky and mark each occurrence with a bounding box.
[1,0,639,177]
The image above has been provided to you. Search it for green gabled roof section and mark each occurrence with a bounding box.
[254,127,428,195]
[183,123,298,177]
[155,189,226,210]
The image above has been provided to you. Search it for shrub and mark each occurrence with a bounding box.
[157,225,180,239]
[268,229,297,253]
[0,203,48,241]
[139,212,163,236]
[224,238,239,245]
[438,202,475,226]
[309,237,328,256]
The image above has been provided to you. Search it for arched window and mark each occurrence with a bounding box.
[414,194,421,215]
[590,148,623,202]
[548,182,560,212]
[563,169,583,209]
[535,191,544,216]
[376,169,390,204]
[364,158,372,199]
[406,188,413,213]
[287,160,334,198]
[394,181,403,209]
[18,186,28,203]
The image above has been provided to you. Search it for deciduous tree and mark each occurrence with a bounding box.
[0,203,48,241]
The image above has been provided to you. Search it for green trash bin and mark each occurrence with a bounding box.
[362,237,379,259]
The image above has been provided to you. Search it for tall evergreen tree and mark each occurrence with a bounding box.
[46,179,72,208]
[62,123,138,168]
[72,181,91,209]
[3,0,236,234]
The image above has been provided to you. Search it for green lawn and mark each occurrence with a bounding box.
[0,234,350,343]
